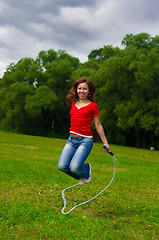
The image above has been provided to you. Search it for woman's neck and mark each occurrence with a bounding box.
[78,99,91,104]
[75,99,91,108]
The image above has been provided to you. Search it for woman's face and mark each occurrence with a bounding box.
[77,82,90,101]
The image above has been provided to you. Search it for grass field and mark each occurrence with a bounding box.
[0,130,158,239]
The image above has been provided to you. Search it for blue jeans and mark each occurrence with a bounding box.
[58,136,93,180]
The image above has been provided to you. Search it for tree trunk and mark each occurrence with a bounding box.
[150,131,154,146]
[142,130,146,148]
[135,128,141,148]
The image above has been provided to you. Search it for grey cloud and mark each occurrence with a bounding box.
[0,0,159,77]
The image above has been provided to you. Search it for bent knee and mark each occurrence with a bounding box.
[69,163,81,174]
[58,162,69,172]
[58,162,64,171]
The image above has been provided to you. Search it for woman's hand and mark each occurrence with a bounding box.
[103,143,111,153]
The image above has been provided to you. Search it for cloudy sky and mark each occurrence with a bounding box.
[0,0,159,77]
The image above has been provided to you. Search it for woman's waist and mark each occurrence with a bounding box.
[70,133,80,138]
[70,131,93,138]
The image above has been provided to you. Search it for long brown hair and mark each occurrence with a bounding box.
[66,77,96,105]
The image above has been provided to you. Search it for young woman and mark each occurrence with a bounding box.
[58,77,111,185]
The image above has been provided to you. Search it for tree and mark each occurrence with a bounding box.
[121,32,152,49]
[93,53,132,145]
[0,82,33,132]
[114,43,159,147]
[88,45,121,62]
[71,58,100,81]
[0,50,80,136]
[88,48,103,61]
[25,86,58,135]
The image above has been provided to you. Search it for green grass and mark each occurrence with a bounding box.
[0,130,158,239]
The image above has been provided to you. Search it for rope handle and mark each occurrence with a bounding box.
[103,145,114,156]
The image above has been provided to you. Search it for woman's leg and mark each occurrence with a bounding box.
[69,137,93,179]
[58,137,80,180]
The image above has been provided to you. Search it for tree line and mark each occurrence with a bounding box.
[0,33,159,149]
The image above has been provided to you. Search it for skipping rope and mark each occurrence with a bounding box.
[61,146,117,215]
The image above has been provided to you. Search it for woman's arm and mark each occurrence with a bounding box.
[93,115,111,151]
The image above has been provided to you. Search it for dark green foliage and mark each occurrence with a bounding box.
[0,33,159,148]
[0,50,79,137]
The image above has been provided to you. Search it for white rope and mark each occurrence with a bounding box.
[61,155,117,215]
